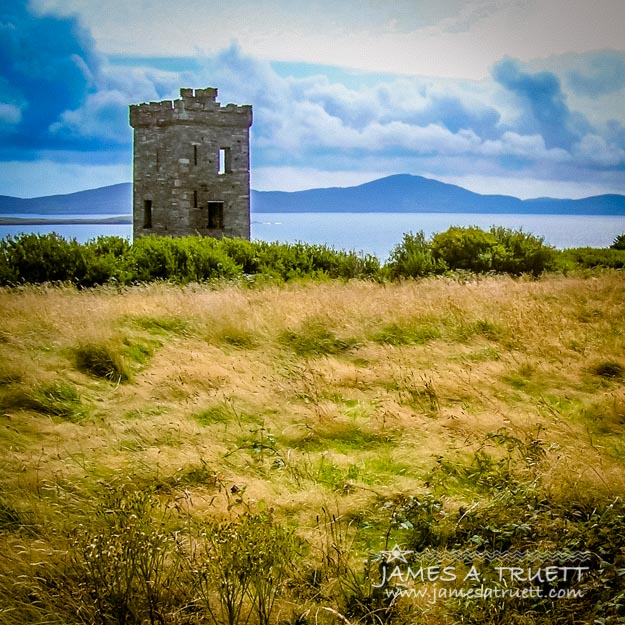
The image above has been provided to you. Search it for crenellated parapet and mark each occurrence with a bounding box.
[129,88,252,128]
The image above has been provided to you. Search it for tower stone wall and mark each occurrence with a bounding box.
[129,88,252,239]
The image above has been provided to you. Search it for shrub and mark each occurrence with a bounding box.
[179,236,242,282]
[489,226,556,276]
[429,226,555,276]
[81,236,131,286]
[0,233,88,284]
[557,247,625,270]
[190,512,297,625]
[431,226,502,273]
[219,237,263,274]
[386,231,444,278]
[611,233,625,250]
[0,226,563,287]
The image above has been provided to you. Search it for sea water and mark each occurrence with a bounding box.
[1,212,624,260]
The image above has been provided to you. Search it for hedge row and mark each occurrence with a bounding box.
[0,234,380,287]
[0,227,621,287]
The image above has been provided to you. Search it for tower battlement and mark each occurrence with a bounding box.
[129,88,252,128]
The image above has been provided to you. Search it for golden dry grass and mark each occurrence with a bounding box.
[1,274,624,528]
[1,273,625,623]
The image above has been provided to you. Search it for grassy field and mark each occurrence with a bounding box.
[1,272,624,624]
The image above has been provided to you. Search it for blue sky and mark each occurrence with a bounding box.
[1,0,624,199]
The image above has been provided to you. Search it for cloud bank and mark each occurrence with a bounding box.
[1,0,624,198]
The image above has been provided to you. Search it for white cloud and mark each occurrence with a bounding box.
[479,132,571,161]
[32,0,625,80]
[0,104,21,125]
[50,90,130,142]
[573,134,625,167]
[6,4,625,201]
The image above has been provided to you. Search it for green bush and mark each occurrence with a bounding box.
[386,231,444,278]
[611,233,625,250]
[387,227,554,278]
[488,226,556,276]
[0,226,612,288]
[557,247,625,270]
[81,236,131,286]
[0,233,88,284]
[431,226,501,273]
[127,235,243,283]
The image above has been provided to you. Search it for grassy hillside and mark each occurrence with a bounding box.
[1,274,624,624]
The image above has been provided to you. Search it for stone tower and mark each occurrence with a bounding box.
[129,88,252,239]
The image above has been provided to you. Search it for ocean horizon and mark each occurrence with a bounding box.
[1,211,624,260]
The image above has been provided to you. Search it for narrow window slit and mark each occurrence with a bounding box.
[207,201,224,229]
[143,200,152,228]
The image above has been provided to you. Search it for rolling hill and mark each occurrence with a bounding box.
[1,175,624,216]
[252,174,625,215]
[0,183,132,215]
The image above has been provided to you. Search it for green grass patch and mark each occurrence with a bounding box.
[371,321,441,346]
[0,371,20,386]
[287,422,392,453]
[281,319,359,356]
[0,497,28,532]
[502,363,537,390]
[219,328,257,348]
[579,393,625,435]
[75,343,130,383]
[122,339,154,365]
[314,458,364,490]
[17,381,87,421]
[194,405,233,425]
[130,315,190,336]
[462,346,501,362]
[384,374,441,416]
[454,318,506,342]
[153,461,220,492]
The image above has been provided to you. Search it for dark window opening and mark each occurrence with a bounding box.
[193,190,198,208]
[218,147,231,175]
[193,144,198,166]
[207,201,224,229]
[143,200,153,228]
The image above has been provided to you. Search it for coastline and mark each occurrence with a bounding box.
[0,215,132,225]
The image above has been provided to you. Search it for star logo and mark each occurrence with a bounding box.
[381,544,413,563]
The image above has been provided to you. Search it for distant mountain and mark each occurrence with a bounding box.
[252,174,625,215]
[1,175,624,216]
[0,183,132,215]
